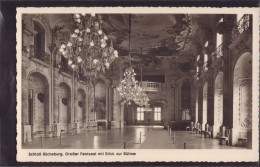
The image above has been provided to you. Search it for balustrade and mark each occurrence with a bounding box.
[139,81,162,91]
[29,46,50,64]
[232,14,251,41]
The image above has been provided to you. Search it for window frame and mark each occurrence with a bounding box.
[154,107,161,121]
[137,107,144,121]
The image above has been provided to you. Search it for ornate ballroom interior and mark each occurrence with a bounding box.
[21,13,253,149]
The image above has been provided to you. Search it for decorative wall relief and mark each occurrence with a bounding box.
[28,72,48,134]
[213,91,223,125]
[37,92,45,103]
[214,72,224,125]
[233,52,252,129]
[239,80,252,128]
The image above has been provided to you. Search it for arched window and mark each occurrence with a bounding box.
[33,21,45,53]
[204,53,208,71]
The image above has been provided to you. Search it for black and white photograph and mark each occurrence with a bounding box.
[16,7,259,162]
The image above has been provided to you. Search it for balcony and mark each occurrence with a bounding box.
[139,81,163,92]
[232,14,251,41]
[29,46,50,64]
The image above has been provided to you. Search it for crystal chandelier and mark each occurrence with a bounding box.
[132,49,150,107]
[117,67,139,105]
[117,15,150,106]
[133,74,149,106]
[58,13,119,76]
[143,104,152,112]
[133,87,149,106]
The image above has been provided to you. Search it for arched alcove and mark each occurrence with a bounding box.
[202,82,208,130]
[77,89,86,128]
[232,52,252,145]
[181,80,191,121]
[94,79,108,120]
[28,72,49,136]
[213,72,224,137]
[58,82,71,133]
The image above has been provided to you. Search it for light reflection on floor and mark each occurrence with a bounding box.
[22,126,247,149]
[23,126,150,149]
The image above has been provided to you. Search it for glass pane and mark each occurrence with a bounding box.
[158,115,161,121]
[141,113,144,120]
[216,33,223,48]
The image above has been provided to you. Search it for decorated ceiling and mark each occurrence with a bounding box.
[100,14,192,57]
[55,13,219,72]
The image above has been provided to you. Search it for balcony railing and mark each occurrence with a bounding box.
[29,46,50,64]
[139,81,162,91]
[232,14,251,41]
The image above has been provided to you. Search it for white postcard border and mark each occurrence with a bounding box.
[16,7,259,162]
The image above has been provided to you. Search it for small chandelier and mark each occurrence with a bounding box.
[58,13,118,76]
[133,87,149,106]
[143,104,152,112]
[133,48,150,107]
[117,15,150,106]
[117,67,139,105]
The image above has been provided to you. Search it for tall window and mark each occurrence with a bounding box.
[204,53,208,71]
[216,32,223,58]
[154,107,161,121]
[137,107,144,121]
[216,17,224,58]
[33,21,45,52]
[216,33,223,48]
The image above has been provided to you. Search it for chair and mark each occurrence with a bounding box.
[219,129,230,145]
[204,126,212,138]
[238,131,248,147]
[186,122,194,132]
[194,122,201,134]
